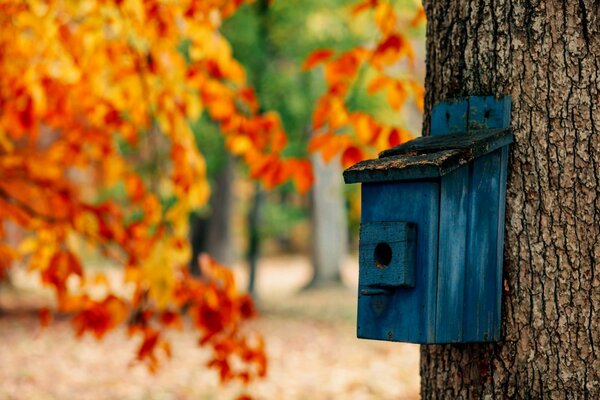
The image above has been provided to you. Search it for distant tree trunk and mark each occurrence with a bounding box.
[189,157,235,274]
[247,183,263,296]
[245,0,271,296]
[206,156,235,266]
[420,1,600,397]
[189,213,209,275]
[306,153,348,287]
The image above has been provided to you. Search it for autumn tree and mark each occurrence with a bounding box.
[0,0,315,383]
[0,0,425,391]
[420,0,600,397]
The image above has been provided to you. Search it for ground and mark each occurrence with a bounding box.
[0,256,420,400]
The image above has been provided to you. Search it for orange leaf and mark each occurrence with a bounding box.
[125,175,145,202]
[208,98,236,121]
[350,113,381,145]
[367,75,390,94]
[410,7,426,27]
[238,87,259,113]
[386,81,408,110]
[72,295,127,339]
[327,97,349,129]
[371,34,411,68]
[312,97,331,130]
[138,329,160,363]
[308,132,334,153]
[263,160,289,189]
[227,135,254,155]
[374,1,397,35]
[351,0,378,15]
[303,49,335,70]
[320,135,353,163]
[0,243,17,279]
[324,52,361,87]
[409,81,425,112]
[42,250,84,292]
[288,159,313,193]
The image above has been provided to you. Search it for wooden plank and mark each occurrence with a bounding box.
[343,149,470,184]
[378,128,512,159]
[430,98,469,136]
[468,96,511,131]
[359,221,417,288]
[462,149,502,342]
[344,131,513,184]
[493,143,509,339]
[435,165,470,342]
[358,181,439,343]
[468,95,510,341]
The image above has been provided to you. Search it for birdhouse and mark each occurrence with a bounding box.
[343,96,512,343]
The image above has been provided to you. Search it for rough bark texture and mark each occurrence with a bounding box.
[421,1,600,398]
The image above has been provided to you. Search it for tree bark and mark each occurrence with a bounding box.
[420,1,600,398]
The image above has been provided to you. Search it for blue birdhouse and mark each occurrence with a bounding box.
[343,96,512,343]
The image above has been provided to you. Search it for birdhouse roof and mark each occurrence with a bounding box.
[343,128,513,184]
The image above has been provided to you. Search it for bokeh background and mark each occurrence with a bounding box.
[0,1,425,398]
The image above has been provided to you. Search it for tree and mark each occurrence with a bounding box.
[0,0,317,382]
[308,153,348,287]
[420,1,599,397]
[0,0,424,391]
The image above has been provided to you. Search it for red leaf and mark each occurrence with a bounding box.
[39,307,52,327]
[287,159,314,193]
[342,146,364,169]
[302,49,335,70]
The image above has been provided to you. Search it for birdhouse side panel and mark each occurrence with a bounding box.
[435,165,471,343]
[463,148,506,342]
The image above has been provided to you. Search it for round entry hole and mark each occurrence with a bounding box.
[374,242,392,269]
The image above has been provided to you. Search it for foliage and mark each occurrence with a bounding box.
[0,0,424,391]
[305,0,425,168]
[0,0,316,382]
[221,0,368,251]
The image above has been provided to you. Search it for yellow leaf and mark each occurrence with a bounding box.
[374,2,397,36]
[386,81,407,110]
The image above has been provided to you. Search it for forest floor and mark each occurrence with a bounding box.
[0,256,420,400]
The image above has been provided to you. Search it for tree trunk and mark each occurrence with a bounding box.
[420,1,599,398]
[189,156,234,274]
[247,182,263,296]
[307,153,348,287]
[206,155,235,266]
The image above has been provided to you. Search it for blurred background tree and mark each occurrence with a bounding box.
[192,0,426,290]
[0,0,425,395]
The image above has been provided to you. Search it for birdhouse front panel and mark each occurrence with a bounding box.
[358,181,439,343]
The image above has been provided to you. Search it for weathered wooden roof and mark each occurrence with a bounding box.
[343,128,512,184]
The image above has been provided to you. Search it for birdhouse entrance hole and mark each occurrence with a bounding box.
[374,242,392,269]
